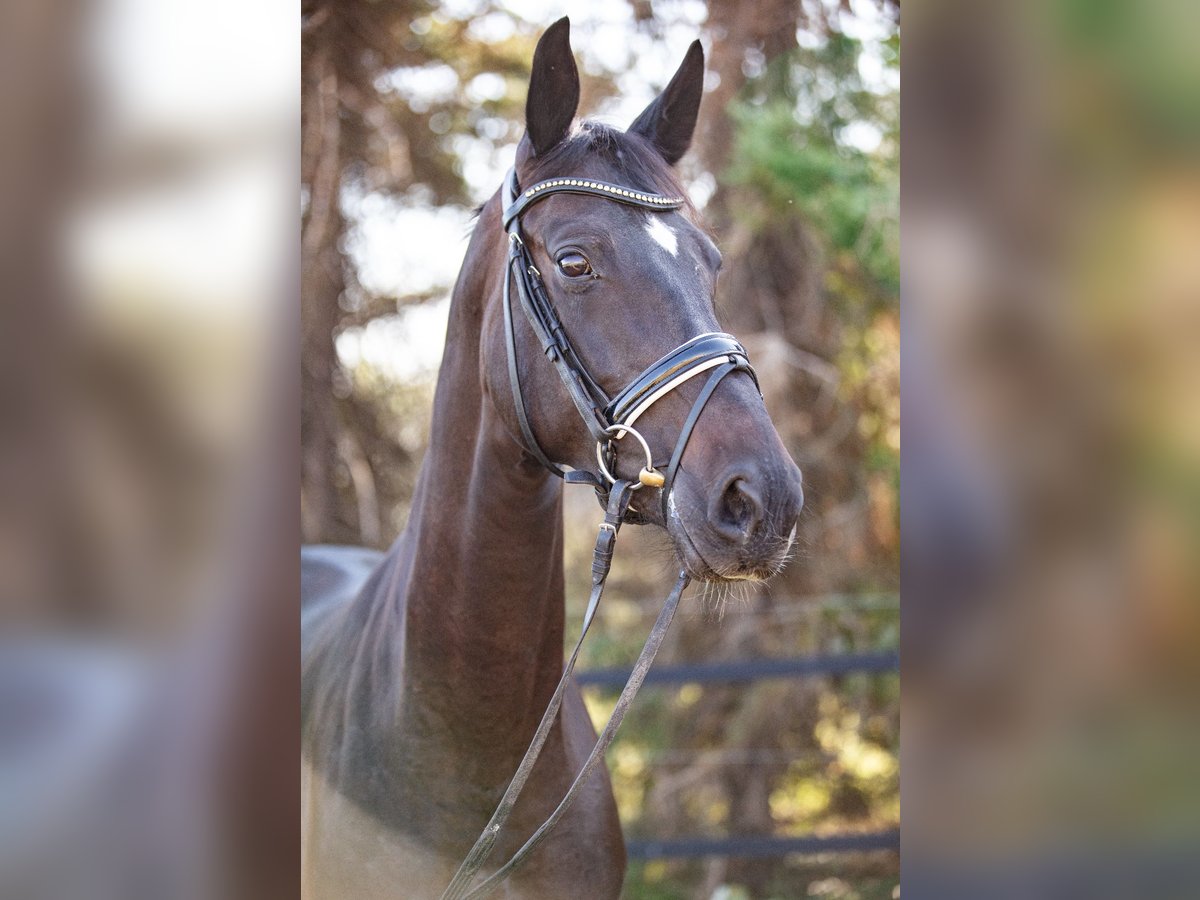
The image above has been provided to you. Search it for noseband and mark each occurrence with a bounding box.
[499,167,759,521]
[440,169,761,900]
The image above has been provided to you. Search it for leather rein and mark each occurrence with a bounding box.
[438,169,758,899]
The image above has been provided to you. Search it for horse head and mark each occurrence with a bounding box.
[481,17,804,583]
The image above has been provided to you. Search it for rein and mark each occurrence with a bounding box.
[438,168,758,899]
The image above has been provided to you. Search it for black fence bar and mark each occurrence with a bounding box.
[575,649,899,688]
[626,829,901,860]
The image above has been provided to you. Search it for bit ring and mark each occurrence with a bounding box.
[596,423,659,488]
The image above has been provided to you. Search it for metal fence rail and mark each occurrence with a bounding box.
[577,648,900,861]
[576,649,899,688]
[626,829,901,860]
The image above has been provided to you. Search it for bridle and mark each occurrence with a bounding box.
[498,166,759,521]
[438,168,759,900]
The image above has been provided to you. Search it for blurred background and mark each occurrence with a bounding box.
[2,0,297,897]
[903,0,1200,896]
[301,1,899,898]
[3,0,1197,896]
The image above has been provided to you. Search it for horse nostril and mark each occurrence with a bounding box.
[712,475,765,545]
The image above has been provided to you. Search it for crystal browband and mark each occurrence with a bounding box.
[523,178,684,205]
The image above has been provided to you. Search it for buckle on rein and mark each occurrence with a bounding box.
[596,422,665,489]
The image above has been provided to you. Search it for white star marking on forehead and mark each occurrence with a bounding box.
[644,215,678,257]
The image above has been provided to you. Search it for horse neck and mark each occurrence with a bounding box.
[393,207,568,750]
[403,403,566,706]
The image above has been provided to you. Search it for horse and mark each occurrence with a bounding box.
[301,18,804,899]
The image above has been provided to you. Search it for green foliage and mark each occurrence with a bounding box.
[720,32,902,592]
[1053,0,1200,147]
[726,35,899,297]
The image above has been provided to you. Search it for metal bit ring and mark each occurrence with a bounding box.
[596,423,659,488]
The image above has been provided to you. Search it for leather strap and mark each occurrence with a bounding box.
[661,361,738,522]
[506,233,611,440]
[460,571,690,900]
[502,242,566,477]
[605,333,754,426]
[439,482,638,900]
[502,168,685,228]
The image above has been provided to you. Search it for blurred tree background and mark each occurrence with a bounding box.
[301,1,898,897]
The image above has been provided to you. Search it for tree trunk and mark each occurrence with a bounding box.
[301,39,346,543]
[698,0,800,179]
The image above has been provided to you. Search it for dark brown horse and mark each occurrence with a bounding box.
[302,18,803,899]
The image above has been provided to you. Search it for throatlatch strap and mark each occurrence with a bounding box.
[438,482,638,900]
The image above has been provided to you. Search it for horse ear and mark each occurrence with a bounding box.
[525,17,579,157]
[628,41,705,165]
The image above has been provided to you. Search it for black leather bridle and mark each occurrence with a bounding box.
[439,169,760,900]
[498,167,759,521]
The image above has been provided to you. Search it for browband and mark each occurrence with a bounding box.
[500,166,759,520]
[502,170,686,228]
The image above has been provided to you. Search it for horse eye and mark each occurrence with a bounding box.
[556,252,592,278]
